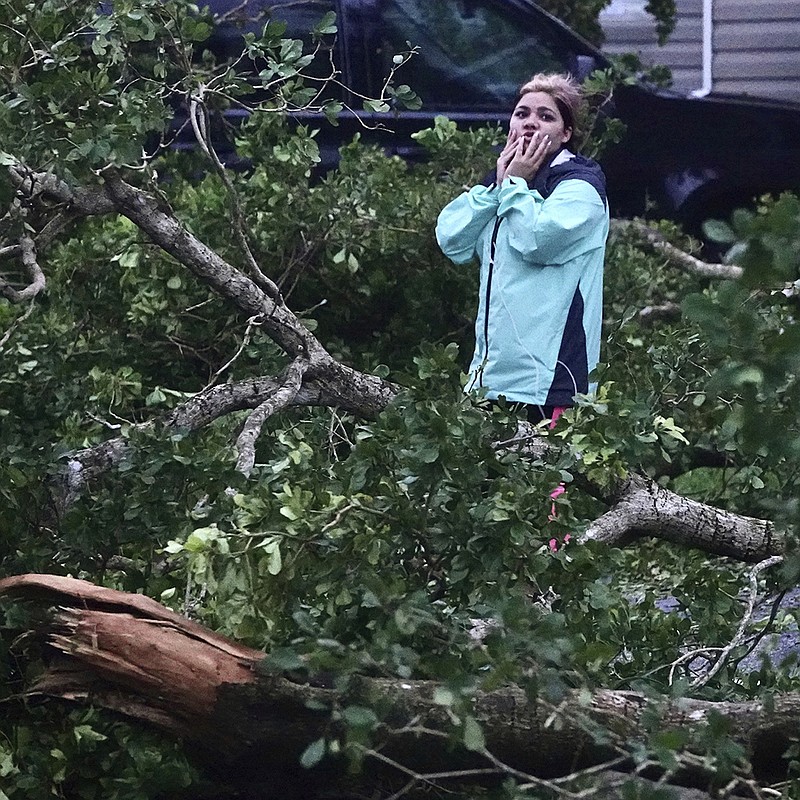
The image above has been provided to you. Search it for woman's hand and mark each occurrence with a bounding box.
[502,132,551,183]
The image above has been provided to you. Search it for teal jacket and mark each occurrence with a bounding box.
[436,150,609,407]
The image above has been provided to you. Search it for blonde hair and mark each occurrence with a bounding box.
[517,73,585,148]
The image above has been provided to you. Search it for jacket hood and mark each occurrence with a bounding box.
[532,149,608,206]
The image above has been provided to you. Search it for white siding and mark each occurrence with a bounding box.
[600,0,800,102]
[714,0,800,100]
[600,0,704,93]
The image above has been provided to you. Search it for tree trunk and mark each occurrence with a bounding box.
[1,574,794,796]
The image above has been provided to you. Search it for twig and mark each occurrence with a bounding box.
[730,588,788,673]
[321,503,357,533]
[86,413,123,431]
[690,555,784,689]
[639,302,682,323]
[0,300,35,351]
[202,314,263,391]
[326,407,354,460]
[189,94,282,301]
[668,646,725,686]
[359,745,503,800]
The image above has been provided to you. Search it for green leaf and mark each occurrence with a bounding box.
[433,687,455,706]
[262,540,282,575]
[363,99,390,114]
[300,738,326,768]
[313,11,337,35]
[463,715,485,752]
[702,219,737,244]
[342,705,378,728]
[73,724,107,743]
[258,647,305,673]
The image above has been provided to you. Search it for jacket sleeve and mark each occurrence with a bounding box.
[497,176,607,265]
[435,185,499,264]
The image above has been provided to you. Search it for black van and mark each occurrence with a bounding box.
[200,0,800,234]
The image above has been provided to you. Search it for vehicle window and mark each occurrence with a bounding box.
[208,1,337,72]
[371,0,572,109]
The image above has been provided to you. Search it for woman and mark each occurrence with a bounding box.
[436,73,609,423]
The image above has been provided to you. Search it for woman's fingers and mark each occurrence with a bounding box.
[524,132,549,155]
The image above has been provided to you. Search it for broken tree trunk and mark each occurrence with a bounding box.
[0,574,795,795]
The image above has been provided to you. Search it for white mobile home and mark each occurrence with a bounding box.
[600,0,800,103]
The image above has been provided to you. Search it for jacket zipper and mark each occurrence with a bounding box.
[480,217,503,386]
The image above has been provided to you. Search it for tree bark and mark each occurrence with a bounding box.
[1,574,795,794]
[584,474,783,561]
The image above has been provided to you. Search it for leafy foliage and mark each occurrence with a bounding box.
[0,1,799,798]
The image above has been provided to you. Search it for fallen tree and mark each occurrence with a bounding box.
[2,3,800,798]
[1,573,796,799]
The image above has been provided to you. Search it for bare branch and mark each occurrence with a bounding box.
[203,315,263,391]
[689,555,784,689]
[0,232,45,301]
[611,219,743,280]
[638,301,682,324]
[235,357,309,476]
[583,474,782,561]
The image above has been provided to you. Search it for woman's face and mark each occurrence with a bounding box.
[509,91,572,155]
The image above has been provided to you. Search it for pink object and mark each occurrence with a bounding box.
[549,533,571,552]
[547,407,568,547]
[548,406,566,429]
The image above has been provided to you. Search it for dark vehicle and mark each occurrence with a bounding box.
[202,0,800,233]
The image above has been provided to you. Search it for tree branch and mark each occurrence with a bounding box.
[0,232,45,301]
[189,93,282,300]
[584,474,782,561]
[234,357,309,476]
[101,169,327,363]
[53,366,398,513]
[8,163,116,216]
[611,219,742,280]
[688,555,784,690]
[638,301,682,324]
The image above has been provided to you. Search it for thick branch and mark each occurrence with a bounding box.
[8,164,116,215]
[235,357,309,476]
[611,219,742,280]
[584,474,781,561]
[54,365,398,513]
